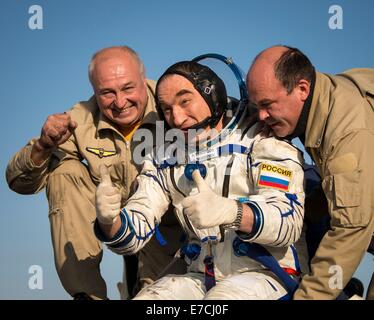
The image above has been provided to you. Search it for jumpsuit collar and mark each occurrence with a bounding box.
[304,72,332,150]
[285,69,316,144]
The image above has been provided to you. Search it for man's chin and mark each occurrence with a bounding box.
[270,125,289,138]
[116,113,142,127]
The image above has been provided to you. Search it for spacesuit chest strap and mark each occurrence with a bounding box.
[232,237,299,295]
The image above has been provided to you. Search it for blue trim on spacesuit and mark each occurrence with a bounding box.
[154,224,167,246]
[217,144,249,156]
[278,293,291,300]
[142,172,166,193]
[236,201,264,240]
[280,193,301,217]
[181,243,201,261]
[285,193,302,208]
[157,167,170,193]
[290,245,301,274]
[94,210,129,245]
[201,236,218,243]
[265,279,278,291]
[120,207,166,246]
[110,230,135,248]
[232,238,299,295]
[280,209,294,218]
[155,143,249,170]
[271,206,285,246]
[266,194,302,246]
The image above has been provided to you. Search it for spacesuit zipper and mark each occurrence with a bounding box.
[219,155,235,242]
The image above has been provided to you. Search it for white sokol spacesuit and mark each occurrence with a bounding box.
[95,61,308,300]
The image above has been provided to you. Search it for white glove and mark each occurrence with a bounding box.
[181,169,238,229]
[95,164,122,225]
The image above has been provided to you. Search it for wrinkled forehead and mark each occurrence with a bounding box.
[157,74,198,102]
[93,54,141,79]
[96,61,127,78]
[248,64,283,100]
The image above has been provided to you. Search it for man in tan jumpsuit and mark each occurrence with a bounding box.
[246,45,374,299]
[6,46,183,300]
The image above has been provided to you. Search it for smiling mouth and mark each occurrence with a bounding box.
[113,105,134,114]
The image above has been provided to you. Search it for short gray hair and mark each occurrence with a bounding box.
[88,46,145,85]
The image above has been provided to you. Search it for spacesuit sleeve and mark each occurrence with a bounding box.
[240,136,305,247]
[95,158,171,255]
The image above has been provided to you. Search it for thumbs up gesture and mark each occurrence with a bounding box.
[95,164,122,225]
[181,169,238,229]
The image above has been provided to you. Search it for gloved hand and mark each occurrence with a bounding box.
[95,164,122,225]
[181,169,238,229]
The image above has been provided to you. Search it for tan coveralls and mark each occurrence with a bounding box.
[294,69,374,300]
[6,80,183,299]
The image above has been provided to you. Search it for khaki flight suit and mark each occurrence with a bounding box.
[294,69,374,300]
[6,80,183,299]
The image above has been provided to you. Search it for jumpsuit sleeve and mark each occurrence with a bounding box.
[294,130,374,300]
[239,136,305,248]
[6,135,80,195]
[94,158,171,255]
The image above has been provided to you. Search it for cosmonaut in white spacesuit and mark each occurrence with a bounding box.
[94,60,308,300]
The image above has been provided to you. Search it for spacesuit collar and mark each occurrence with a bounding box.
[197,98,247,149]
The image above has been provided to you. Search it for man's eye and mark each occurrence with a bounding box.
[123,86,134,92]
[162,107,171,114]
[101,91,114,97]
[181,99,190,105]
[249,102,258,109]
[260,102,271,108]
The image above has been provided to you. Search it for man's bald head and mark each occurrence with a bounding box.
[247,45,314,94]
[251,46,289,70]
[88,46,145,86]
[246,46,314,137]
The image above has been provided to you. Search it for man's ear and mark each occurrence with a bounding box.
[142,66,147,86]
[297,79,311,102]
[141,74,147,88]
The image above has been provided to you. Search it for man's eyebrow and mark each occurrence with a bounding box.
[97,81,134,92]
[156,99,169,108]
[258,98,274,105]
[175,89,193,97]
[121,81,135,88]
[157,89,193,106]
[98,88,113,93]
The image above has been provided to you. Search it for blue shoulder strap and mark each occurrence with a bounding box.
[233,238,299,295]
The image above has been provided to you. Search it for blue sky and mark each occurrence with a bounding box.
[0,0,373,299]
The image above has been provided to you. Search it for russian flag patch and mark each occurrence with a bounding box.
[257,163,293,191]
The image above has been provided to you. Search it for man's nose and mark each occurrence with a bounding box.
[258,109,269,121]
[172,108,186,127]
[114,93,127,109]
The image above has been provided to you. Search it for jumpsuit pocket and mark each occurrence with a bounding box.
[333,170,360,208]
[47,169,102,261]
[322,169,364,227]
